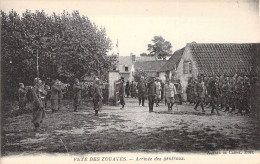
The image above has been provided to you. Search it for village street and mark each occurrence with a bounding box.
[2,98,259,155]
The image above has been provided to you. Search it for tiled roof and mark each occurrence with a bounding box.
[118,56,132,66]
[189,43,260,76]
[136,56,156,62]
[134,60,167,72]
[159,48,185,72]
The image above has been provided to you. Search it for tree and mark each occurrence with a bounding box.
[1,10,112,99]
[140,52,148,56]
[147,36,172,60]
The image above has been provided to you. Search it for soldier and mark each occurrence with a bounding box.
[147,77,157,112]
[235,76,244,115]
[194,77,207,113]
[137,76,146,107]
[50,79,61,113]
[73,78,82,112]
[125,81,130,98]
[130,81,137,98]
[44,84,51,109]
[31,78,46,131]
[228,76,236,113]
[222,77,230,112]
[208,77,220,115]
[160,80,164,103]
[93,78,103,116]
[164,78,177,111]
[155,78,161,107]
[176,79,183,105]
[18,83,29,113]
[242,76,250,115]
[118,77,125,109]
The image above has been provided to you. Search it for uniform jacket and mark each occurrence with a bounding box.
[18,87,28,102]
[147,81,156,96]
[50,84,61,100]
[73,83,82,99]
[164,82,177,98]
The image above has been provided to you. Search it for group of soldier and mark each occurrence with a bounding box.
[122,76,183,112]
[18,77,105,131]
[186,74,260,116]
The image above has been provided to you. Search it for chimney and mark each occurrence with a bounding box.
[131,53,136,63]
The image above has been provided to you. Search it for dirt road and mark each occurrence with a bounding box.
[2,98,259,155]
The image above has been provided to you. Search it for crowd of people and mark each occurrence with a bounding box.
[17,73,259,131]
[121,76,183,112]
[17,77,104,131]
[186,74,260,116]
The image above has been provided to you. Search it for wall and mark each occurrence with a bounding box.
[175,45,198,101]
[108,71,120,99]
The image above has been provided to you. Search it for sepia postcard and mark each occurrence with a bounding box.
[1,0,260,163]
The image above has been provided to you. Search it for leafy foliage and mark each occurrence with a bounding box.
[147,36,172,60]
[1,10,112,99]
[133,69,148,82]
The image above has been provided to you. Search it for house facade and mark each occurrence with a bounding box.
[160,42,260,100]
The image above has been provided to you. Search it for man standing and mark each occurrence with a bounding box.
[125,81,130,98]
[119,77,125,109]
[147,77,156,112]
[18,83,29,114]
[130,81,137,98]
[137,76,146,107]
[208,77,220,115]
[93,78,103,116]
[160,80,164,103]
[31,78,46,131]
[50,79,61,113]
[164,78,177,111]
[194,77,207,113]
[155,78,161,107]
[73,78,82,112]
[176,80,183,105]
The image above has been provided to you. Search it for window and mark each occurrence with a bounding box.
[183,61,192,74]
[125,66,129,72]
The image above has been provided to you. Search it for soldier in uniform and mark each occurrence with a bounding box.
[222,77,230,112]
[93,78,103,116]
[164,78,177,111]
[147,77,157,112]
[176,79,183,105]
[208,76,220,115]
[73,78,82,112]
[235,76,244,115]
[125,81,130,98]
[18,83,29,113]
[155,78,161,107]
[119,77,125,109]
[228,76,236,113]
[31,78,46,131]
[242,76,250,115]
[50,79,61,113]
[194,77,207,113]
[137,76,146,107]
[130,81,137,98]
[160,80,164,103]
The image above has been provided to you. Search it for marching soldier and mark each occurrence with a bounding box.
[73,78,82,112]
[147,77,156,112]
[18,83,29,113]
[137,76,146,107]
[208,76,220,115]
[176,79,183,105]
[93,78,103,116]
[50,79,61,113]
[31,78,46,131]
[228,76,236,113]
[194,77,207,113]
[155,78,161,107]
[125,81,130,98]
[222,77,230,112]
[130,81,137,98]
[164,78,177,111]
[242,76,250,115]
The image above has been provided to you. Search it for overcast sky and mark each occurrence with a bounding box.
[1,0,260,56]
